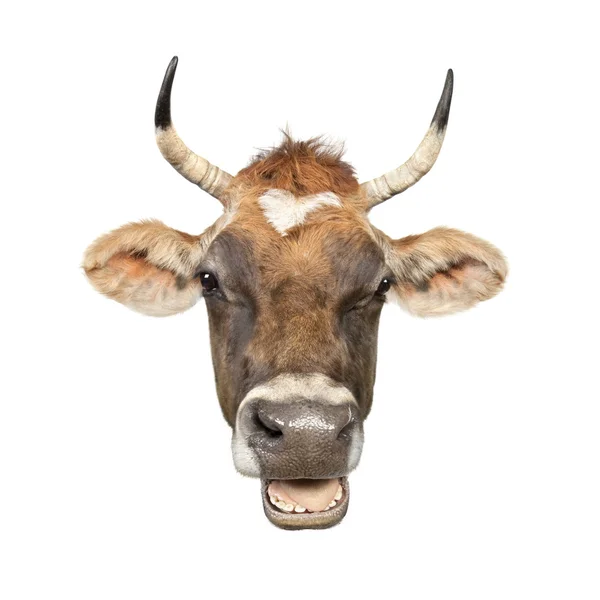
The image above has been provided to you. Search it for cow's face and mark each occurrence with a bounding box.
[200,203,387,527]
[83,58,507,529]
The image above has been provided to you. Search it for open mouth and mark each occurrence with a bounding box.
[261,477,349,529]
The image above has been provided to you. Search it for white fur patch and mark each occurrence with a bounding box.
[258,189,341,235]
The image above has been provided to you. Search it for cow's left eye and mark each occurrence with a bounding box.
[376,278,391,296]
[199,272,219,293]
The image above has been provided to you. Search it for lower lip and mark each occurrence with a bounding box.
[261,477,350,530]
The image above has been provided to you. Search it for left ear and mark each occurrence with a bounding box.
[83,220,204,317]
[385,227,507,317]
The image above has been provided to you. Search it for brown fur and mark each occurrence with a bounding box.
[83,220,205,316]
[202,221,386,425]
[236,135,362,201]
[378,226,507,317]
[83,137,507,416]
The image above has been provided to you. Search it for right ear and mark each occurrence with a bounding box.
[83,220,204,317]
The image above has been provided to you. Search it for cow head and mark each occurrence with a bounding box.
[83,58,507,529]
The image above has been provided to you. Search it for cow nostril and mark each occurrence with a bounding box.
[254,412,283,438]
[337,419,355,441]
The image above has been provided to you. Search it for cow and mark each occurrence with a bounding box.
[83,57,507,529]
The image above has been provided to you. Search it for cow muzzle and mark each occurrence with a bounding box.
[232,373,364,529]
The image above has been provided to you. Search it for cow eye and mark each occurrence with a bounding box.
[199,272,219,293]
[376,278,391,296]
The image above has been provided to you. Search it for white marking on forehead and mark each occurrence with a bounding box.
[258,189,341,236]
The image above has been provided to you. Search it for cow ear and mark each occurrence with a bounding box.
[386,227,507,317]
[83,220,203,317]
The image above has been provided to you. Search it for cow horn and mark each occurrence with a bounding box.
[360,69,454,208]
[155,56,233,203]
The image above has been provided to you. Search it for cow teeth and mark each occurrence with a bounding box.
[267,482,345,514]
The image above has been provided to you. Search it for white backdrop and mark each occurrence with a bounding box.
[1,1,598,598]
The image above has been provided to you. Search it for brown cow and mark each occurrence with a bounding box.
[83,57,507,529]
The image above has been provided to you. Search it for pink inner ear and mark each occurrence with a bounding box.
[107,252,178,287]
[395,260,504,317]
[424,260,494,292]
[428,261,482,290]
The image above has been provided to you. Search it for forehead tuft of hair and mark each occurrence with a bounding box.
[238,134,359,197]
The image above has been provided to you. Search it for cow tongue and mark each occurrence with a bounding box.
[268,478,340,512]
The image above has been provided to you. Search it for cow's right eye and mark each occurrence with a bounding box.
[376,278,391,296]
[199,272,219,293]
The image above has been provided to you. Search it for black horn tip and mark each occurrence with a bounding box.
[155,56,179,129]
[431,68,454,132]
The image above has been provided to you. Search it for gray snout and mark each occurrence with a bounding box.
[240,398,362,479]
